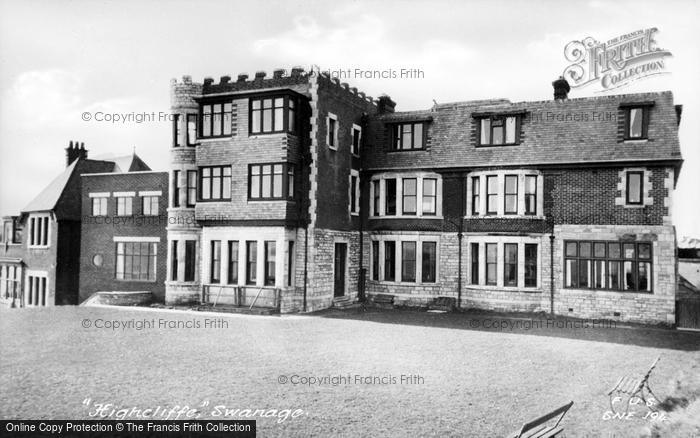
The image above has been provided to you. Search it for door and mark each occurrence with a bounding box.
[676,299,700,330]
[334,243,347,297]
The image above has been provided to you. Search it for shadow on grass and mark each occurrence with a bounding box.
[308,306,700,351]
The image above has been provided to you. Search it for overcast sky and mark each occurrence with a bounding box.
[0,0,698,237]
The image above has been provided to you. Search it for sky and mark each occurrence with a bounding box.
[0,0,698,237]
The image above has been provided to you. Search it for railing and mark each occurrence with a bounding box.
[202,285,281,310]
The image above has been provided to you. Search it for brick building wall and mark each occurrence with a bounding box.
[79,171,168,303]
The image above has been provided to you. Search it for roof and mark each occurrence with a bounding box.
[21,153,150,215]
[21,159,78,213]
[365,91,683,170]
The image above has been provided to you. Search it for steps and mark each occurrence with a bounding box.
[196,303,279,315]
[371,294,395,309]
[332,296,356,309]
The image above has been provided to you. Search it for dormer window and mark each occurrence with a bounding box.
[477,115,520,146]
[620,102,653,141]
[390,122,425,150]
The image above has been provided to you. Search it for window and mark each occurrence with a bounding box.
[470,243,479,284]
[401,242,417,282]
[504,175,518,214]
[228,241,239,285]
[478,116,519,146]
[172,170,180,207]
[422,179,437,215]
[504,243,518,286]
[2,219,20,245]
[170,240,178,281]
[29,215,49,247]
[626,171,643,205]
[564,240,651,292]
[486,176,498,215]
[246,241,257,285]
[524,176,537,215]
[486,243,497,285]
[115,241,157,281]
[384,241,396,281]
[392,123,424,150]
[402,178,417,215]
[327,113,338,149]
[372,241,379,281]
[116,196,133,216]
[200,102,232,138]
[372,181,380,216]
[249,163,293,200]
[471,177,480,216]
[350,171,359,215]
[186,170,197,207]
[210,240,221,284]
[250,96,297,134]
[184,241,196,282]
[351,125,362,155]
[421,242,437,283]
[264,241,276,286]
[26,274,47,306]
[385,179,397,216]
[624,106,648,139]
[92,197,107,216]
[287,241,295,287]
[524,244,537,287]
[173,114,181,147]
[186,114,197,145]
[471,172,540,216]
[372,174,441,217]
[142,196,159,216]
[200,166,231,201]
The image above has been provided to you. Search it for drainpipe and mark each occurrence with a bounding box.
[457,223,463,309]
[549,233,555,315]
[303,226,308,312]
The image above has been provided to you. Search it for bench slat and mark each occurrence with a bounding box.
[535,426,564,438]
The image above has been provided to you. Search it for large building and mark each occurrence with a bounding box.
[0,142,166,307]
[166,69,683,325]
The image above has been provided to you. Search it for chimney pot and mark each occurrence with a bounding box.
[203,77,214,86]
[220,75,231,84]
[553,76,570,100]
[237,73,249,82]
[273,69,285,79]
[254,71,266,80]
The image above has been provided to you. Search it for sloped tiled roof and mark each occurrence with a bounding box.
[20,153,151,216]
[365,91,682,170]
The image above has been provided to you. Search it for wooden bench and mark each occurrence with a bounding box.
[607,355,661,413]
[509,401,574,438]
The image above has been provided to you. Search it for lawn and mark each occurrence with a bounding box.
[1,305,699,437]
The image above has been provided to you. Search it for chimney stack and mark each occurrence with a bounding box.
[377,95,396,114]
[552,76,570,100]
[65,140,88,166]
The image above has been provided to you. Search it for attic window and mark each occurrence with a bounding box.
[390,122,425,150]
[477,115,520,146]
[619,101,654,141]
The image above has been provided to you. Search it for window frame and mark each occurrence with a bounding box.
[327,113,338,150]
[210,240,221,284]
[349,170,360,215]
[623,106,649,140]
[351,124,362,156]
[625,171,644,205]
[228,240,239,285]
[173,113,181,147]
[199,100,232,139]
[248,163,294,201]
[186,170,197,208]
[390,122,425,151]
[198,165,232,202]
[186,114,198,146]
[91,197,108,217]
[115,241,158,282]
[141,195,159,216]
[563,240,653,293]
[249,95,298,135]
[476,115,520,147]
[115,196,133,217]
[504,175,518,215]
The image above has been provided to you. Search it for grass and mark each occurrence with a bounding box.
[1,305,699,437]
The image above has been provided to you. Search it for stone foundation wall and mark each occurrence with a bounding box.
[552,224,677,325]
